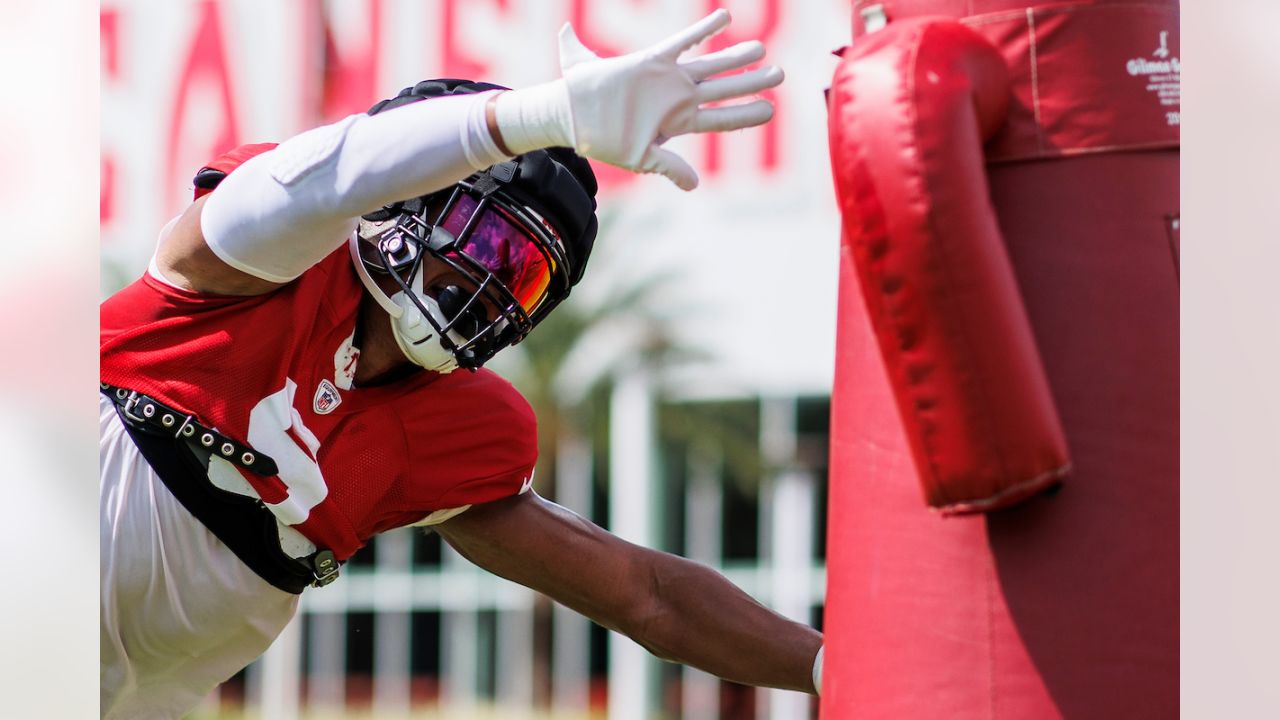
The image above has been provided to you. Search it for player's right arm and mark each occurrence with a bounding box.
[156,92,511,296]
[436,491,822,693]
[156,9,782,297]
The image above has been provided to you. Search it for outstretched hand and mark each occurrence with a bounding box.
[559,9,783,189]
[493,9,784,190]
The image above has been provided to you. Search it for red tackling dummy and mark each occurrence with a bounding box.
[827,17,1068,514]
[823,0,1179,716]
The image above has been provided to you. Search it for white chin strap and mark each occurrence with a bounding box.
[348,232,461,374]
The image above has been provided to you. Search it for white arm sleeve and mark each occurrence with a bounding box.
[200,91,510,283]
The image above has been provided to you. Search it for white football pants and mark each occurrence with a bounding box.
[99,394,298,720]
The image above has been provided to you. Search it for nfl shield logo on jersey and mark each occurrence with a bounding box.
[313,379,342,414]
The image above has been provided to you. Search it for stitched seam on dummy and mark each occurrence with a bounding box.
[911,22,1011,495]
[1026,9,1045,153]
[962,2,1175,27]
[895,23,952,489]
[986,139,1181,164]
[942,462,1071,513]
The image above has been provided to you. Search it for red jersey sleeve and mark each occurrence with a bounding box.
[410,368,539,508]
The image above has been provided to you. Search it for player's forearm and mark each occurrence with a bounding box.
[628,550,822,693]
[437,495,822,693]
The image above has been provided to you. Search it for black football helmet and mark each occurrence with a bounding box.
[350,79,599,372]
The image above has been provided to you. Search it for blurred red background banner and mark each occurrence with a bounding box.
[101,0,796,253]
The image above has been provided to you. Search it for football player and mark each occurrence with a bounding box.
[100,11,821,719]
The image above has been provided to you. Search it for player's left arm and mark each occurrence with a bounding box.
[434,490,822,693]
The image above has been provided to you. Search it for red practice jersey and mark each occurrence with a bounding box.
[101,248,538,560]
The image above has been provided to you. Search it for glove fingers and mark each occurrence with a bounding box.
[691,100,775,133]
[681,40,765,81]
[696,65,784,103]
[653,8,731,59]
[558,22,600,70]
[642,145,699,191]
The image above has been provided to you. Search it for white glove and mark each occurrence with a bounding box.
[494,8,784,190]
